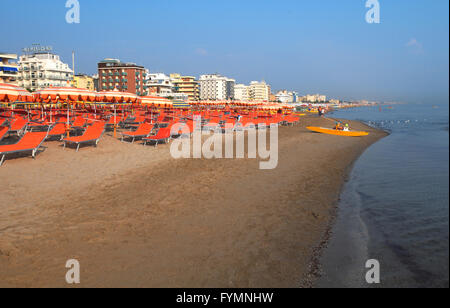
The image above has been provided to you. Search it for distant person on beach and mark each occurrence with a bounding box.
[318,107,325,117]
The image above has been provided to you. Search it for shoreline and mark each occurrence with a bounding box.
[0,116,387,287]
[303,121,389,288]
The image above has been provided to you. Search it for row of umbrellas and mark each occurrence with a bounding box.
[0,84,140,103]
[0,83,295,110]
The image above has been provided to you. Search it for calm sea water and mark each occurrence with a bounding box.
[317,103,449,288]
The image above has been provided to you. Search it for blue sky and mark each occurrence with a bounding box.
[1,0,448,104]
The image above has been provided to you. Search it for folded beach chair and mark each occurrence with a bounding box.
[143,127,171,147]
[0,127,9,142]
[63,121,106,152]
[121,122,154,143]
[0,131,48,166]
[46,123,67,141]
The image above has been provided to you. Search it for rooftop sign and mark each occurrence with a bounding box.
[22,44,53,54]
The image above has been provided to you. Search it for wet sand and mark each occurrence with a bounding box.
[0,116,387,288]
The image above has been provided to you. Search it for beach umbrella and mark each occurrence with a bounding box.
[0,83,34,103]
[141,95,172,106]
[33,87,91,103]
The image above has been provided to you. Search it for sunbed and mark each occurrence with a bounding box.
[63,121,106,152]
[0,131,48,166]
[46,123,68,141]
[121,122,154,143]
[9,118,28,136]
[0,127,9,142]
[71,116,87,130]
[143,127,171,147]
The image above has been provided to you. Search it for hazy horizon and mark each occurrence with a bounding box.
[2,0,449,104]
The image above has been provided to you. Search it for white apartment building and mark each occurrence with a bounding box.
[303,94,327,103]
[248,80,270,102]
[18,52,73,91]
[146,73,173,96]
[276,90,293,103]
[199,74,235,100]
[234,84,249,101]
[0,53,19,84]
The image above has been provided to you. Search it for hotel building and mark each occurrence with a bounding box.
[234,84,249,101]
[199,74,235,101]
[18,52,73,91]
[171,74,200,101]
[248,81,270,102]
[73,74,95,91]
[0,53,19,84]
[146,73,173,96]
[98,58,146,95]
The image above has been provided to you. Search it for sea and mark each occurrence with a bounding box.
[316,103,449,288]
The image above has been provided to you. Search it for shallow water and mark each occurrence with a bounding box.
[317,103,449,288]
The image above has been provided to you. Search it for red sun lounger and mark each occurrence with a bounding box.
[47,123,68,140]
[143,127,171,147]
[0,127,9,142]
[0,131,48,166]
[121,122,154,143]
[9,117,28,136]
[71,116,87,129]
[63,121,106,152]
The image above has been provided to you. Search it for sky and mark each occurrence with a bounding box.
[1,0,449,104]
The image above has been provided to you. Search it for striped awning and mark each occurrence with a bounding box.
[173,101,190,108]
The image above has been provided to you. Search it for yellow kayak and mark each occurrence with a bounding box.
[307,126,369,137]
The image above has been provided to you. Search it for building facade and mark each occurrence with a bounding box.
[234,84,249,101]
[171,74,200,101]
[98,58,146,95]
[73,74,95,91]
[146,73,173,96]
[275,90,299,103]
[275,90,293,103]
[18,52,73,91]
[199,74,235,101]
[302,94,327,103]
[248,81,270,102]
[0,53,19,84]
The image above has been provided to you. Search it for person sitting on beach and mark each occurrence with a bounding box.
[343,123,350,131]
[334,122,343,130]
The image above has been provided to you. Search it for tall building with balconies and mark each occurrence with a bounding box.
[146,73,173,96]
[98,58,146,95]
[18,52,73,91]
[0,53,19,85]
[234,84,249,101]
[248,80,270,102]
[199,74,235,101]
[171,74,200,101]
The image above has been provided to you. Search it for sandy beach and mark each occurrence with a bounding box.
[0,116,387,288]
